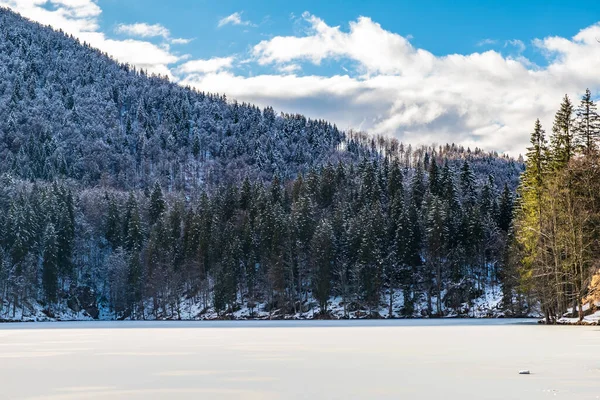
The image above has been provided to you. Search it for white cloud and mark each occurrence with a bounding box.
[218,12,251,28]
[0,0,101,33]
[176,57,234,74]
[1,0,182,77]
[252,12,436,78]
[115,23,192,45]
[476,38,497,46]
[115,23,170,39]
[277,64,301,74]
[190,14,600,155]
[505,39,526,53]
[171,37,193,45]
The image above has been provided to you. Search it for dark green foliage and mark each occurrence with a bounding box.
[149,182,166,225]
[42,224,59,303]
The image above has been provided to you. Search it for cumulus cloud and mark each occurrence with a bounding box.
[277,64,301,74]
[192,13,600,155]
[476,38,497,46]
[0,0,183,76]
[115,22,170,39]
[505,39,526,53]
[252,12,434,76]
[218,12,252,28]
[115,22,192,45]
[176,57,234,74]
[171,37,193,45]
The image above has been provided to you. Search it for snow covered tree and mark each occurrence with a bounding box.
[575,89,599,155]
[149,182,166,225]
[42,224,59,304]
[311,219,334,313]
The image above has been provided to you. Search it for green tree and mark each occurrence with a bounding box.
[42,224,59,303]
[124,194,143,252]
[575,88,599,155]
[311,219,334,313]
[550,95,575,169]
[105,195,122,249]
[149,181,166,225]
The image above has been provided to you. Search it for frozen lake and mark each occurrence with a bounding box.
[0,319,598,399]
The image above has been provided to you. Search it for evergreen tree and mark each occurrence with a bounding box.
[575,88,599,155]
[105,195,122,249]
[149,181,166,225]
[497,183,514,233]
[311,219,334,313]
[425,197,448,315]
[428,157,441,197]
[411,164,426,209]
[460,161,477,208]
[525,119,548,189]
[124,194,143,252]
[387,159,403,202]
[42,224,59,303]
[550,95,575,169]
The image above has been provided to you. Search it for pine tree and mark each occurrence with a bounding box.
[497,183,514,232]
[575,88,599,155]
[357,204,384,315]
[425,196,448,315]
[411,164,426,209]
[42,224,59,303]
[550,95,575,169]
[240,176,252,211]
[525,119,548,190]
[192,135,201,159]
[319,163,336,209]
[459,161,476,205]
[127,251,143,317]
[270,175,282,205]
[428,157,441,197]
[514,119,554,321]
[387,159,403,202]
[105,195,122,249]
[311,219,334,313]
[124,194,143,252]
[149,181,166,225]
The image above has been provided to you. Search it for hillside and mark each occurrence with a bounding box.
[0,8,527,321]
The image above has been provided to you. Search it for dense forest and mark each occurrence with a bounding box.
[513,90,600,323]
[0,7,530,320]
[0,157,520,320]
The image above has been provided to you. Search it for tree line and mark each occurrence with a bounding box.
[514,89,600,323]
[1,153,518,319]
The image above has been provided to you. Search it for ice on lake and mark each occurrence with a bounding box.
[0,319,599,399]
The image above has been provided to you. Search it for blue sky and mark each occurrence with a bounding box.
[99,0,600,69]
[3,0,600,154]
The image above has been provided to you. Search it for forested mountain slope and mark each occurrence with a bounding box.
[0,7,346,188]
[0,8,526,321]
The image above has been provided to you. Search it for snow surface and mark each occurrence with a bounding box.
[2,284,540,322]
[0,321,597,400]
[556,302,600,325]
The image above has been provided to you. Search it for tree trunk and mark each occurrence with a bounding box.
[388,287,393,318]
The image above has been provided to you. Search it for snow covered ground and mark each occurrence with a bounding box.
[1,320,598,400]
[557,310,600,325]
[1,284,536,322]
[556,302,600,325]
[0,300,95,322]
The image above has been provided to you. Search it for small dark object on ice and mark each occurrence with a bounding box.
[519,370,531,375]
